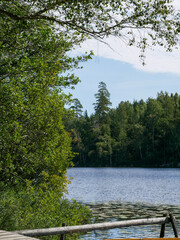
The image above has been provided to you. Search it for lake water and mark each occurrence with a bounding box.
[67,168,180,239]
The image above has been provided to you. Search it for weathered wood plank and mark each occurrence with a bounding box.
[0,230,39,240]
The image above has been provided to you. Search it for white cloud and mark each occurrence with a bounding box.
[73,0,180,75]
[173,0,180,9]
[73,36,180,75]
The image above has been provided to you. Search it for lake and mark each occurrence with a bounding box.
[66,168,180,239]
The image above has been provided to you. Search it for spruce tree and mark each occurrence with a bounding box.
[94,81,112,124]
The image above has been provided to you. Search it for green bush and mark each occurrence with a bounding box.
[0,183,92,239]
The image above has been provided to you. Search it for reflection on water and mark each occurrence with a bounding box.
[66,168,180,239]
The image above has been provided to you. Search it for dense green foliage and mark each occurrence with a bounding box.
[0,185,92,239]
[0,0,92,235]
[67,84,180,168]
[0,2,92,186]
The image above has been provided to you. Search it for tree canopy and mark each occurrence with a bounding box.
[1,0,179,57]
[0,0,93,233]
[0,8,90,186]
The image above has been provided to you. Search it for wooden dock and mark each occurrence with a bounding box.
[0,230,39,240]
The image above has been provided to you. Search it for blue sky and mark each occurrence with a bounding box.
[68,56,180,115]
[66,0,180,115]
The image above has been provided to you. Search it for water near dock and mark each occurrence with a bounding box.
[67,168,180,239]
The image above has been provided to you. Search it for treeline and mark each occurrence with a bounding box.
[67,82,180,168]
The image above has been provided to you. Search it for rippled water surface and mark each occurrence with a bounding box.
[66,168,180,239]
[67,168,180,205]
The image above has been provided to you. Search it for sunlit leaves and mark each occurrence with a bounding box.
[0,3,93,186]
[0,0,179,55]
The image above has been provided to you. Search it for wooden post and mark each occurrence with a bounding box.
[169,213,179,238]
[160,213,168,238]
[160,222,166,238]
[60,223,65,240]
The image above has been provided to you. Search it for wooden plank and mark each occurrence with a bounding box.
[15,217,169,237]
[0,230,39,240]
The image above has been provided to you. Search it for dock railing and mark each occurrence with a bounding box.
[14,213,178,239]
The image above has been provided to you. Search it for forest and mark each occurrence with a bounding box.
[68,82,180,168]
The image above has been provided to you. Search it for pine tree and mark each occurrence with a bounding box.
[94,81,112,124]
[71,98,83,118]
